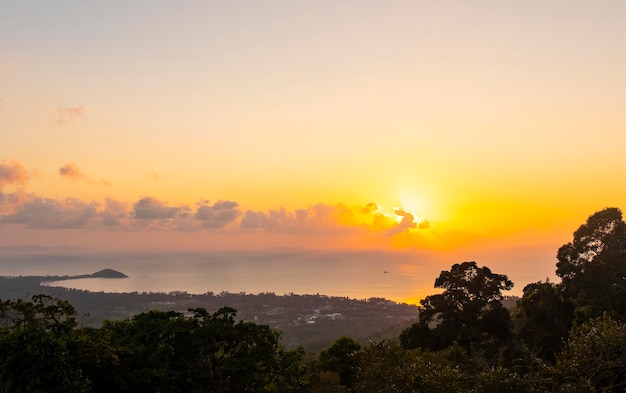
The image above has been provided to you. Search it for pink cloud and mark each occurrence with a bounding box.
[100,198,130,227]
[0,197,98,229]
[133,197,183,220]
[195,200,241,228]
[0,160,29,189]
[59,162,83,180]
[59,162,111,186]
[240,203,431,240]
[0,162,431,248]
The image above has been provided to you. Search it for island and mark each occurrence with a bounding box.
[90,269,128,279]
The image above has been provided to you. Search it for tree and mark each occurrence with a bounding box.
[317,336,361,388]
[91,310,199,393]
[92,307,306,393]
[353,341,476,393]
[352,340,422,393]
[556,207,626,320]
[400,261,513,355]
[556,314,626,392]
[516,281,574,363]
[0,295,90,393]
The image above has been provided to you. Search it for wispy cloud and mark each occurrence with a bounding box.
[59,162,111,186]
[0,160,29,189]
[56,105,84,125]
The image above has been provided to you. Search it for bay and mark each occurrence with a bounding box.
[0,249,438,303]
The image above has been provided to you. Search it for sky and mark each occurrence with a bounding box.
[1,1,625,302]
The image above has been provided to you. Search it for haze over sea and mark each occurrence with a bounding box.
[0,246,557,303]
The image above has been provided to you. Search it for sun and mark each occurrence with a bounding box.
[393,191,435,227]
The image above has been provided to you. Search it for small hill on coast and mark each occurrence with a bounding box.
[90,269,128,279]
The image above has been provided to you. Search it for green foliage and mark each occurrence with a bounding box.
[353,340,423,393]
[0,295,90,393]
[350,340,560,393]
[556,314,626,392]
[317,336,361,388]
[0,297,306,393]
[92,307,306,393]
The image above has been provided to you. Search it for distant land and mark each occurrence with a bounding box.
[40,268,129,282]
[88,269,128,279]
[0,273,423,352]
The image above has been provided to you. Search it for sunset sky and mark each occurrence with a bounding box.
[1,1,625,302]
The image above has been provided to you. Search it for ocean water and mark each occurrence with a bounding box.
[0,249,440,303]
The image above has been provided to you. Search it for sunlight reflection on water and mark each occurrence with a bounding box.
[3,250,439,303]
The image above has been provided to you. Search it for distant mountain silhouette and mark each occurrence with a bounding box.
[91,269,128,279]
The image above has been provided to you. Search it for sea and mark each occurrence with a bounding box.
[0,248,442,303]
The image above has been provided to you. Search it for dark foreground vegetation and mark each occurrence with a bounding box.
[0,276,419,353]
[1,207,626,392]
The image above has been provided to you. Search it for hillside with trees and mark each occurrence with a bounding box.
[1,207,626,392]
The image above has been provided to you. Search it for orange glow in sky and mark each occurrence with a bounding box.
[1,1,626,302]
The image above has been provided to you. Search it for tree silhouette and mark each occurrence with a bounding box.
[556,207,626,320]
[516,281,574,363]
[401,261,513,355]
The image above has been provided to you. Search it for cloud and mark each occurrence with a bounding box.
[0,190,32,216]
[240,210,271,229]
[195,200,241,228]
[59,162,112,186]
[240,207,293,232]
[56,105,84,125]
[133,197,184,220]
[99,198,130,226]
[0,160,29,190]
[239,203,431,239]
[0,160,431,246]
[388,208,418,235]
[0,197,98,229]
[59,162,83,180]
[240,204,361,235]
[361,202,379,214]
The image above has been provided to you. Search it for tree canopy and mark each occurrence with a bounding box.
[401,261,513,354]
[556,207,626,320]
[0,297,306,393]
[0,295,89,393]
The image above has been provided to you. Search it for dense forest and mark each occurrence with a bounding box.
[1,207,625,392]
